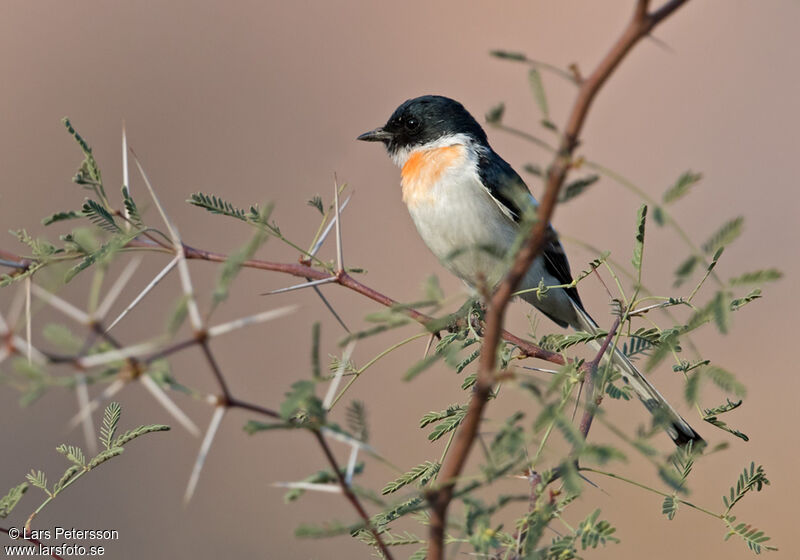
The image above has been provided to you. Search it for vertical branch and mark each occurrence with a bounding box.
[312,430,394,560]
[425,2,691,558]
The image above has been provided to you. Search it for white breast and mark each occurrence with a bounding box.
[400,142,518,288]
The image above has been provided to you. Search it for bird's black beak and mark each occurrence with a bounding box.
[357,127,392,143]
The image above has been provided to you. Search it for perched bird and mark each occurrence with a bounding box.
[358,95,702,447]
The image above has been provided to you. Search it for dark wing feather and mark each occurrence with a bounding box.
[477,148,585,312]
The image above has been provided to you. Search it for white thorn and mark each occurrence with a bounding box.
[78,339,161,369]
[309,194,352,257]
[122,122,130,218]
[345,444,359,485]
[31,284,90,325]
[334,178,344,272]
[0,309,8,334]
[106,256,179,332]
[261,277,336,296]
[96,256,142,320]
[130,150,203,332]
[25,277,31,365]
[207,305,298,339]
[423,332,436,359]
[176,257,203,332]
[67,378,126,430]
[322,341,355,410]
[74,373,98,456]
[271,481,342,494]
[184,405,226,504]
[140,375,200,437]
[321,426,374,452]
[11,336,47,364]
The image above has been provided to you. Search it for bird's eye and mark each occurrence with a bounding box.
[405,117,420,132]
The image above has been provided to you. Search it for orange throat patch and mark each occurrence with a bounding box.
[401,144,466,206]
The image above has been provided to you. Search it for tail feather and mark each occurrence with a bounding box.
[570,304,704,448]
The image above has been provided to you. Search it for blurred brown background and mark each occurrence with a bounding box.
[1,1,798,558]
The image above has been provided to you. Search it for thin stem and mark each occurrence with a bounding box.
[580,466,721,518]
[328,332,429,410]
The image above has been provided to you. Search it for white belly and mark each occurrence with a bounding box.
[401,145,578,327]
[406,167,517,288]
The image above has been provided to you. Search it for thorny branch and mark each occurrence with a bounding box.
[0,3,693,557]
[425,1,690,558]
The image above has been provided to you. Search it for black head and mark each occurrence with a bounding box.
[357,95,488,157]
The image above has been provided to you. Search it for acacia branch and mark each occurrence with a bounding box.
[312,430,394,560]
[425,2,690,558]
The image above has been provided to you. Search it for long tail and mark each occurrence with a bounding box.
[570,303,704,448]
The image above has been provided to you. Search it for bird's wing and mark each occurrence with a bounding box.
[476,149,585,311]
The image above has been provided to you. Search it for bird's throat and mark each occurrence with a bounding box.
[401,145,466,206]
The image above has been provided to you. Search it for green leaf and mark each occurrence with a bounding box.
[710,291,730,334]
[42,210,83,226]
[188,192,249,220]
[56,444,86,467]
[703,398,743,416]
[632,204,647,280]
[703,415,749,442]
[577,509,619,549]
[652,205,665,226]
[112,424,170,447]
[729,269,782,286]
[421,405,467,441]
[662,494,678,520]
[87,447,124,469]
[724,519,778,554]
[211,208,270,308]
[26,470,48,491]
[0,483,28,519]
[673,254,699,287]
[559,175,599,203]
[345,400,369,443]
[382,461,440,494]
[99,402,122,450]
[307,195,324,215]
[485,102,505,124]
[730,288,762,311]
[702,216,744,254]
[723,463,770,513]
[489,49,526,61]
[279,380,325,425]
[528,68,549,118]
[82,199,120,233]
[42,323,84,353]
[705,366,746,397]
[62,117,105,201]
[53,465,82,494]
[663,171,702,204]
[121,185,144,228]
[294,521,353,539]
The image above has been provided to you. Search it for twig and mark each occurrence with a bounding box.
[312,430,394,560]
[578,316,621,439]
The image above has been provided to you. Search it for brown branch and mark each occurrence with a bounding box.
[424,2,690,558]
[312,430,394,560]
[578,316,621,439]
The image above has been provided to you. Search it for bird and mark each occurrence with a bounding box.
[357,94,703,447]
